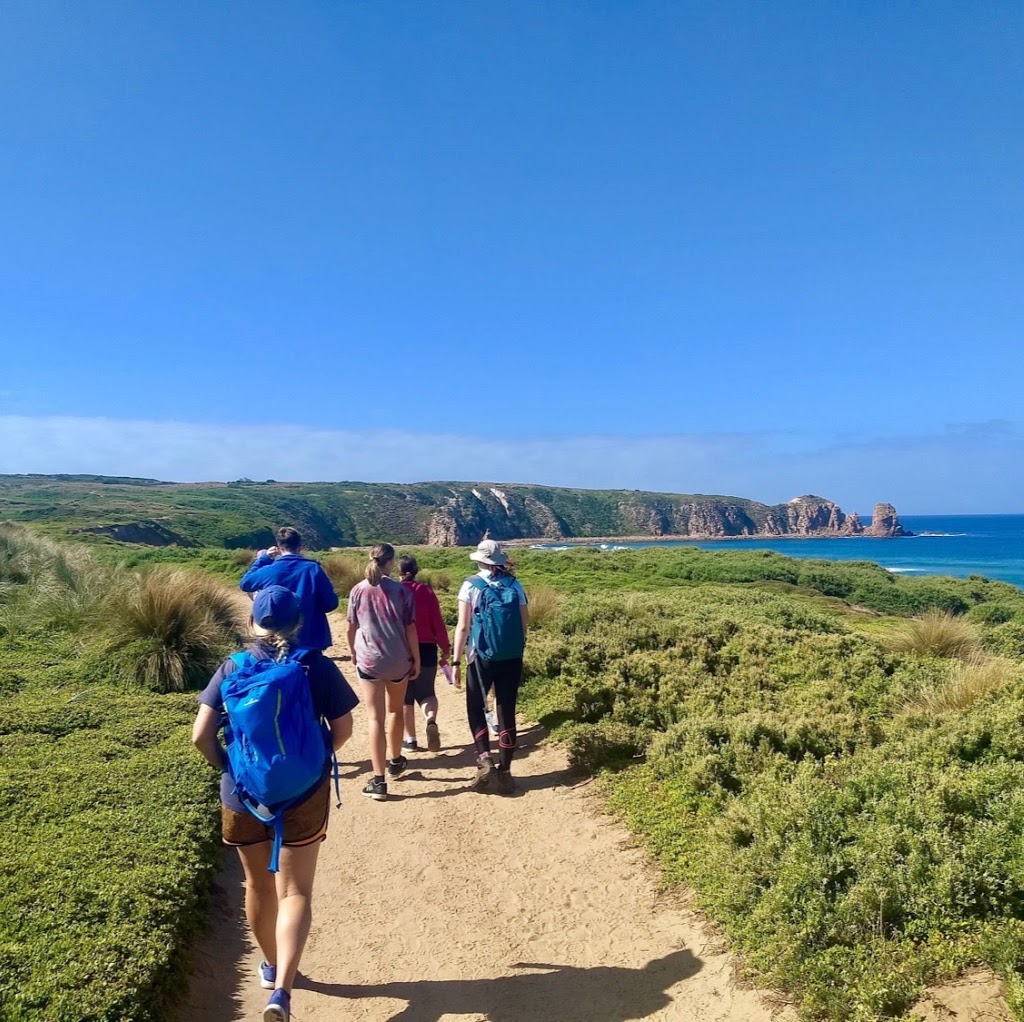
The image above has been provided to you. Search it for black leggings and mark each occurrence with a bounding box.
[466,658,523,770]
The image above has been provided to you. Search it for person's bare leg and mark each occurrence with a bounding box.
[360,679,386,777]
[386,680,409,761]
[273,842,321,993]
[421,695,439,725]
[237,843,277,969]
[403,703,417,744]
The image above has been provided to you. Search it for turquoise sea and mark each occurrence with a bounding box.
[531,515,1024,590]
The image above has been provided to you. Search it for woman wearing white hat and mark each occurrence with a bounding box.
[451,539,529,794]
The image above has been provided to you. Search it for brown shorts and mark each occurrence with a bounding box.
[221,775,331,848]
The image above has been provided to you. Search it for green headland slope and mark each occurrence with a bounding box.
[0,474,906,548]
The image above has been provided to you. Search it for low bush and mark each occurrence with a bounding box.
[0,681,221,1022]
[103,569,243,693]
[319,553,363,596]
[887,610,980,659]
[527,585,564,628]
[905,656,1017,715]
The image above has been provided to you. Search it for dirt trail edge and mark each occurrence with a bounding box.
[178,615,796,1022]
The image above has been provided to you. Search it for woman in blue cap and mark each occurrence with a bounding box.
[192,585,358,1022]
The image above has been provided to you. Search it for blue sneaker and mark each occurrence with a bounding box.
[263,988,290,1022]
[258,960,276,990]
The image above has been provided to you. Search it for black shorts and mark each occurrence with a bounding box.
[405,643,439,706]
[357,667,408,683]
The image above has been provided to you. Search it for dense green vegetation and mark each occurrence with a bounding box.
[0,526,236,1021]
[6,521,1024,1020]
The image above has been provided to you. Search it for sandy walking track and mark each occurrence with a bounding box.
[177,620,795,1022]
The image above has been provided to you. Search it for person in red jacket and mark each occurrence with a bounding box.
[398,555,452,754]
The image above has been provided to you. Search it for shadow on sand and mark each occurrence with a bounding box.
[172,850,250,1022]
[297,948,702,1022]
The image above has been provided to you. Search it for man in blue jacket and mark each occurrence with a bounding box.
[239,527,339,651]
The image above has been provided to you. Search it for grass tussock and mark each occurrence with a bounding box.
[104,569,243,693]
[527,585,564,628]
[905,655,1016,715]
[320,553,364,596]
[417,568,452,592]
[887,609,980,659]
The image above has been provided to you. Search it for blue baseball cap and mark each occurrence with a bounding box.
[251,586,301,631]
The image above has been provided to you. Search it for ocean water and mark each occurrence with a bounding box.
[531,515,1024,590]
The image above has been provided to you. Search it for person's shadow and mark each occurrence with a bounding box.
[297,947,701,1021]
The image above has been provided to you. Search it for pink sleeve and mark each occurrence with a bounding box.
[431,591,451,655]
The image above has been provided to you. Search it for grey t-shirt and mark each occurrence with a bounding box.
[348,576,416,680]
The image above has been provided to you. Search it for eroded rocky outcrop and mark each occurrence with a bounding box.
[863,502,908,538]
[419,487,907,546]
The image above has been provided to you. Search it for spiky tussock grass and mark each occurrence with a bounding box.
[906,655,1016,715]
[320,554,364,596]
[0,524,117,634]
[527,585,564,629]
[417,569,452,593]
[105,569,244,693]
[888,610,980,659]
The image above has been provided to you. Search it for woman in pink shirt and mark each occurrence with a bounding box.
[398,555,452,753]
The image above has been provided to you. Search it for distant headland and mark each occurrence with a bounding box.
[0,474,909,548]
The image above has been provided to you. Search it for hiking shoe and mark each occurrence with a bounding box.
[426,720,441,753]
[361,778,388,801]
[470,760,496,793]
[402,738,420,752]
[493,767,516,795]
[387,755,408,778]
[263,989,290,1022]
[258,960,276,990]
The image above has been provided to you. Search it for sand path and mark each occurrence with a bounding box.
[177,615,796,1022]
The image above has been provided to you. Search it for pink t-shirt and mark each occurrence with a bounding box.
[348,577,415,680]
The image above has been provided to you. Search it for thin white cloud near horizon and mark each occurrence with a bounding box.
[0,414,1020,515]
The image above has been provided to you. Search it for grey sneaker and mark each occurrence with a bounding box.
[426,720,441,753]
[493,768,515,795]
[470,759,496,793]
[361,777,387,801]
[387,755,408,778]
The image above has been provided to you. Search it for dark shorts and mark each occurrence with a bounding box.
[221,774,331,848]
[356,666,408,683]
[405,643,439,706]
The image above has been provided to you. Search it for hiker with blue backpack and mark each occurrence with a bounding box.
[451,538,529,795]
[192,585,358,1022]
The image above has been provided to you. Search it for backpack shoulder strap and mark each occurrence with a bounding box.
[229,651,253,669]
[467,575,489,591]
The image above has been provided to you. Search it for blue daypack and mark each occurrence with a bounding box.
[468,575,526,661]
[221,649,338,872]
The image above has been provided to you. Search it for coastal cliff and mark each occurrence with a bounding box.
[0,475,909,548]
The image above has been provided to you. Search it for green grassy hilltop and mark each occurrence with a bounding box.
[4,526,1024,1019]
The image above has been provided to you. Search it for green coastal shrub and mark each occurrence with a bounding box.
[0,687,221,1022]
[520,584,1024,1019]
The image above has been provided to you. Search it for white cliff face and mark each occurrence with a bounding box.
[490,487,511,513]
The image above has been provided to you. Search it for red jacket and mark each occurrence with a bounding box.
[401,580,451,657]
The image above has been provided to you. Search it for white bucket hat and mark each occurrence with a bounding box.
[469,538,507,566]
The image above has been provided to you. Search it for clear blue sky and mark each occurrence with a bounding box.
[1,2,1022,511]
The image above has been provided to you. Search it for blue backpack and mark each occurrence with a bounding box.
[468,575,526,661]
[221,649,338,872]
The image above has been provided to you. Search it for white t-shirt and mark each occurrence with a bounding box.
[458,570,528,662]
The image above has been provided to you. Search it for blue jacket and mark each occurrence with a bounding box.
[239,554,339,651]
